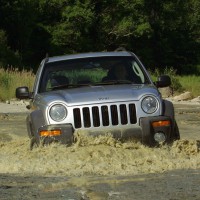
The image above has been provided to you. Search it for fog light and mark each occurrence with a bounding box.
[154,132,166,143]
[40,130,61,137]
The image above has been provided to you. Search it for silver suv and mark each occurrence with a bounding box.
[16,50,180,149]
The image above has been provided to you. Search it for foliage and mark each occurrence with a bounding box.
[0,66,199,101]
[0,67,35,101]
[0,0,199,72]
[0,30,20,66]
[150,67,184,93]
[178,75,200,97]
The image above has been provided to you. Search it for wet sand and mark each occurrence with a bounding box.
[0,102,200,199]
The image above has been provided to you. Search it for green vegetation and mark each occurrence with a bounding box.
[150,67,184,93]
[178,75,200,97]
[0,67,199,102]
[0,0,199,73]
[0,1,199,100]
[151,67,200,97]
[0,67,35,101]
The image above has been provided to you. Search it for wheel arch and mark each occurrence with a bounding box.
[26,110,46,139]
[162,99,180,141]
[162,99,175,121]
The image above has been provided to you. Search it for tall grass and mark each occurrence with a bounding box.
[0,66,199,101]
[149,67,200,97]
[0,67,35,101]
[150,67,184,93]
[178,75,200,97]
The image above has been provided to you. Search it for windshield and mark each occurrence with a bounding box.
[38,56,150,93]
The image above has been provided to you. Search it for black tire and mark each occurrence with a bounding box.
[163,100,180,143]
[162,100,175,120]
[30,137,39,150]
[26,117,33,139]
[173,120,180,141]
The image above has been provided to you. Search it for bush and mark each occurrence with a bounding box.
[0,67,35,101]
[151,67,184,93]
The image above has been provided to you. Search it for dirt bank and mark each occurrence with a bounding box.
[0,102,200,199]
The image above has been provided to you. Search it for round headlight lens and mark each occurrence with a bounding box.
[49,104,67,121]
[141,96,158,114]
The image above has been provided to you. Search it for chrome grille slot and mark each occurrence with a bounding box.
[129,104,137,124]
[73,108,81,128]
[73,103,137,128]
[101,106,109,126]
[92,106,100,127]
[120,104,128,124]
[111,105,118,125]
[83,107,91,128]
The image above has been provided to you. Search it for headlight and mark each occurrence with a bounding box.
[141,96,158,114]
[49,104,67,121]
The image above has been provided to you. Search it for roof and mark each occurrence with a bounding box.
[46,51,134,63]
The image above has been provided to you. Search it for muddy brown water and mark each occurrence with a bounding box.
[0,103,200,199]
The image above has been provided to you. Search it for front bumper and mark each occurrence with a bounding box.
[38,124,74,145]
[36,116,173,146]
[140,116,173,146]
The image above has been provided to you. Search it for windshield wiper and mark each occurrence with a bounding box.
[50,80,133,90]
[96,80,133,85]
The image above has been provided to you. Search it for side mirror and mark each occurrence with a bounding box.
[16,86,30,99]
[154,75,171,88]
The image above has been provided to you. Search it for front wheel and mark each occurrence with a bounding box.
[30,137,39,150]
[170,120,180,143]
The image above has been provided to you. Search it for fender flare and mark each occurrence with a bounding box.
[26,110,46,139]
[162,100,180,140]
[162,100,175,122]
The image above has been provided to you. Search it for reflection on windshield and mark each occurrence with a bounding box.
[39,56,150,92]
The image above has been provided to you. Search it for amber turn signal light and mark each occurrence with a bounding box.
[40,130,61,137]
[152,120,171,127]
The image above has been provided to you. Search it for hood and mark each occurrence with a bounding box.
[39,84,160,106]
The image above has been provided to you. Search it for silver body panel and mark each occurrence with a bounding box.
[23,51,178,146]
[32,52,160,130]
[33,83,162,128]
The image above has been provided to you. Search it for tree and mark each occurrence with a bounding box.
[142,0,200,71]
[0,29,20,66]
[0,0,199,72]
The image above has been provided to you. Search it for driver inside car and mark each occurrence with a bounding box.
[102,62,130,81]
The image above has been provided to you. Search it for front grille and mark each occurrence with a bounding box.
[73,103,137,128]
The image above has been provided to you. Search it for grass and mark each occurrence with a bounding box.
[0,66,199,101]
[0,67,35,101]
[178,75,200,98]
[149,67,200,97]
